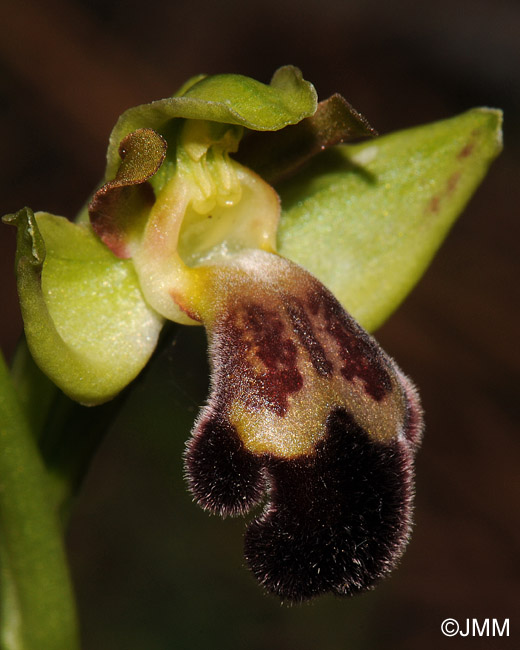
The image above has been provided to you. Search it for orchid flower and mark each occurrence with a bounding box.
[3,66,502,603]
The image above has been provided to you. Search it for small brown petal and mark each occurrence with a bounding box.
[89,128,167,258]
[237,94,377,184]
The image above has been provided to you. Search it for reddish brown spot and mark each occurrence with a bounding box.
[308,287,392,401]
[446,171,461,194]
[427,170,462,215]
[170,290,202,322]
[428,195,440,213]
[457,143,474,159]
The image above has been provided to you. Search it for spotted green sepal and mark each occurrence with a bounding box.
[277,108,503,332]
[3,208,163,405]
[105,66,317,179]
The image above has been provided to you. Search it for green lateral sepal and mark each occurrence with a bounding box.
[3,208,163,405]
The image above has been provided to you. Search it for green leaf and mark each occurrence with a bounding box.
[106,65,317,178]
[0,351,79,650]
[277,108,503,331]
[3,208,163,405]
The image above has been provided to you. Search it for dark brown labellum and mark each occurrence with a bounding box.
[184,250,422,601]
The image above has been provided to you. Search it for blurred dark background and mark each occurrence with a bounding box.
[1,0,518,648]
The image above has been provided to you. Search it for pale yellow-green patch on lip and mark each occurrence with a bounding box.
[229,357,408,459]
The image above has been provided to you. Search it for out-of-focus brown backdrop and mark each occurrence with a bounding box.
[1,0,518,648]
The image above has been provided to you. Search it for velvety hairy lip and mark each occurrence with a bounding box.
[184,250,422,601]
[244,408,415,602]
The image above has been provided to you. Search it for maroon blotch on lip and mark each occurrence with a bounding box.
[308,287,393,400]
[285,296,333,377]
[218,302,304,417]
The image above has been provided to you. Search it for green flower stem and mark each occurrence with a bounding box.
[9,339,58,442]
[36,383,135,524]
[8,325,179,526]
[0,351,80,650]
